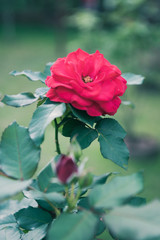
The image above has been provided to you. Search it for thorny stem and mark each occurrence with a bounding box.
[65,184,75,212]
[65,184,82,212]
[70,183,75,202]
[54,118,61,154]
[75,188,81,203]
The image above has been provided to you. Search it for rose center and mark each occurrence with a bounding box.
[82,76,93,83]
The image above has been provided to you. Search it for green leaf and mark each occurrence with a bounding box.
[34,87,49,98]
[0,198,37,216]
[0,122,40,179]
[78,197,90,210]
[0,214,17,230]
[76,173,112,197]
[104,200,160,240]
[62,118,83,137]
[91,172,112,187]
[95,118,129,169]
[22,224,48,240]
[37,97,47,107]
[122,73,145,85]
[81,172,112,195]
[0,176,32,202]
[15,206,52,230]
[89,172,143,210]
[95,218,106,237]
[43,62,54,76]
[10,62,54,85]
[34,200,54,212]
[47,211,98,240]
[122,100,135,109]
[29,99,66,146]
[127,197,146,206]
[37,159,64,193]
[10,70,46,83]
[69,105,100,127]
[0,227,22,240]
[23,189,66,208]
[0,215,23,239]
[71,125,98,149]
[2,92,38,107]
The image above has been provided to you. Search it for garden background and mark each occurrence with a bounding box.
[0,0,160,204]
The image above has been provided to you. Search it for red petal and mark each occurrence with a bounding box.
[75,48,89,61]
[99,97,121,115]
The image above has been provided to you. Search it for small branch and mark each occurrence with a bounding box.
[45,198,61,217]
[54,118,61,154]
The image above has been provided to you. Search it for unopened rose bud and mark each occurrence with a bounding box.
[56,155,78,184]
[70,137,82,162]
[79,172,93,188]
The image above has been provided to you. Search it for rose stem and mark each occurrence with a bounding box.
[54,118,61,154]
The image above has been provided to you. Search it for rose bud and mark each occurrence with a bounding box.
[56,155,78,184]
[79,172,93,188]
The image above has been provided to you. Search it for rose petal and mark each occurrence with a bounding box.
[99,97,121,115]
[45,49,127,116]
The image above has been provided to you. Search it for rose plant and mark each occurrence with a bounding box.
[0,49,160,240]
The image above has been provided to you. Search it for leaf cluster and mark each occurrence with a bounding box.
[1,63,159,240]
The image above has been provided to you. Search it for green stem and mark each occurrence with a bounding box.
[54,119,61,154]
[75,188,81,203]
[57,111,73,128]
[45,199,61,217]
[70,183,75,201]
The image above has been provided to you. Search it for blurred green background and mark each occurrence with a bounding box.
[0,0,160,213]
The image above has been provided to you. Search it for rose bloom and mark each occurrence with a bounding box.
[45,49,127,116]
[56,155,78,184]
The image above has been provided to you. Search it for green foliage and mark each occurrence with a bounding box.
[37,159,64,193]
[23,190,66,209]
[122,73,145,85]
[0,121,40,179]
[34,87,49,98]
[47,211,98,240]
[88,172,143,209]
[0,226,22,240]
[1,92,39,107]
[15,206,52,230]
[29,99,66,146]
[91,172,112,186]
[128,196,146,206]
[62,116,129,168]
[0,214,22,240]
[1,62,159,240]
[71,125,98,150]
[104,200,160,240]
[62,118,84,137]
[96,118,129,169]
[0,198,37,216]
[0,177,32,202]
[10,70,46,83]
[69,105,99,127]
[0,214,17,230]
[122,100,135,109]
[22,224,48,240]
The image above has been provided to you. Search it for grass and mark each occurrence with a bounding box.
[0,25,160,205]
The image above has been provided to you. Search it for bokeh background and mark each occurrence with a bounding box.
[0,0,160,220]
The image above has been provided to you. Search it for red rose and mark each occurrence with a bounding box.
[45,49,127,116]
[56,155,78,184]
